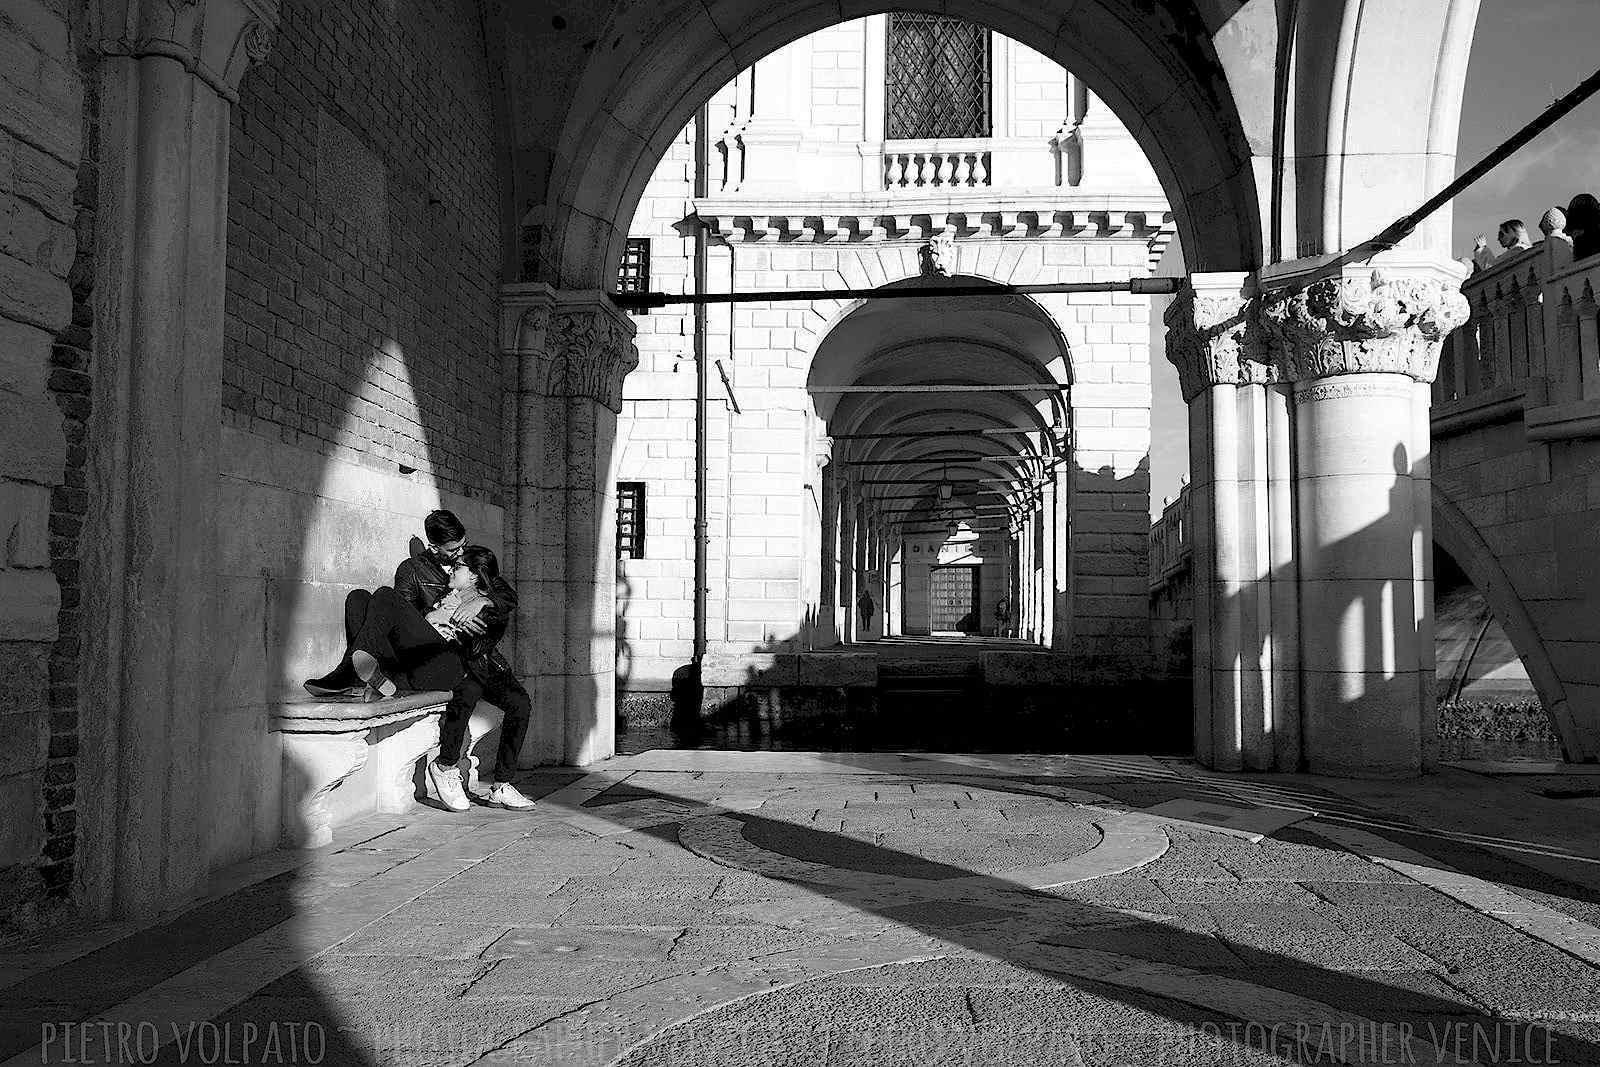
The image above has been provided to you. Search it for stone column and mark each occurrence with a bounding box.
[1050,463,1073,652]
[501,285,638,766]
[79,0,276,919]
[838,475,857,643]
[804,437,835,648]
[1166,273,1297,771]
[1039,477,1057,648]
[1260,263,1468,777]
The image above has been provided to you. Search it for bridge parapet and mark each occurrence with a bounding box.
[1436,208,1600,438]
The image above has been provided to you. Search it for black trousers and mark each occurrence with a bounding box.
[310,588,466,693]
[437,660,532,781]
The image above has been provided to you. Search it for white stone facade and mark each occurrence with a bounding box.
[614,17,1171,688]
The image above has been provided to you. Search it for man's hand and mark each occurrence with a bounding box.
[454,615,488,637]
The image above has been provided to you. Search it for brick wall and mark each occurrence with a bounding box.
[224,0,505,501]
[1,0,81,934]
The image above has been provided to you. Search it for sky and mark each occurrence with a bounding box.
[1451,0,1600,254]
[1148,1,1600,516]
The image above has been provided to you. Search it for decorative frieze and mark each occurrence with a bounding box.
[1259,269,1470,385]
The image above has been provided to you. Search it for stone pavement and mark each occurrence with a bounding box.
[5,752,1600,1066]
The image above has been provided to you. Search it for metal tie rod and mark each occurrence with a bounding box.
[810,384,1066,394]
[611,277,1181,311]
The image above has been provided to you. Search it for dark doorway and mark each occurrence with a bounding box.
[930,564,980,633]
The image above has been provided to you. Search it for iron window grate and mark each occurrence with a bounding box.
[617,481,646,559]
[885,13,991,141]
[617,238,651,314]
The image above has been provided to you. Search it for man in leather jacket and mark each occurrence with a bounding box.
[400,511,536,812]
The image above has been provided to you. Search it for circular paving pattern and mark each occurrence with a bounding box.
[675,781,1118,882]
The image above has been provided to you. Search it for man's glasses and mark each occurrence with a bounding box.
[429,540,465,561]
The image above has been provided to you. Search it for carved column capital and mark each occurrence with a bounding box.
[97,0,280,101]
[1259,267,1469,386]
[1163,274,1272,401]
[551,297,639,412]
[499,286,639,411]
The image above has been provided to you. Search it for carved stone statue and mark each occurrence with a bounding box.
[920,233,955,276]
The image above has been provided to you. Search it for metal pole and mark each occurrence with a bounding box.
[692,103,710,664]
[809,384,1067,394]
[829,426,1040,440]
[611,276,1181,312]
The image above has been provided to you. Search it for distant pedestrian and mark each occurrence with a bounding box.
[857,587,876,632]
[1567,194,1600,261]
[994,595,1012,637]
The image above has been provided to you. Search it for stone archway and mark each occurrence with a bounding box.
[497,0,1487,778]
[802,277,1078,653]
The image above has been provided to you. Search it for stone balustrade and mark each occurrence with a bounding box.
[1435,204,1600,432]
[882,141,992,188]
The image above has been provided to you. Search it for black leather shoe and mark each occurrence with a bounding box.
[304,659,362,696]
[304,682,367,699]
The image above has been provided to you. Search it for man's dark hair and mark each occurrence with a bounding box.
[458,545,500,593]
[424,509,466,545]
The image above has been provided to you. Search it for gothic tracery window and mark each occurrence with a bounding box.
[885,13,992,140]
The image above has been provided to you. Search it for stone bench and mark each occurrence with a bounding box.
[270,691,503,848]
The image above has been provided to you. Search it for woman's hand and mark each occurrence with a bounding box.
[449,598,485,624]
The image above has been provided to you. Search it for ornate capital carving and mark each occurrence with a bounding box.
[1259,269,1469,385]
[98,0,280,101]
[552,306,638,412]
[1163,281,1272,401]
[499,286,637,410]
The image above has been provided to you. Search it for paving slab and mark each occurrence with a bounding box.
[11,752,1600,1067]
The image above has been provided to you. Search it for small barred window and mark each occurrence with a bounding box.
[617,482,646,559]
[617,238,651,315]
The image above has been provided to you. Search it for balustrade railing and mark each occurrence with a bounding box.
[1436,206,1600,419]
[882,140,992,189]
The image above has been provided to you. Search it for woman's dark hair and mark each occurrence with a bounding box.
[458,545,500,593]
[424,509,466,545]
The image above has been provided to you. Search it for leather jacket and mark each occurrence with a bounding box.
[394,551,517,676]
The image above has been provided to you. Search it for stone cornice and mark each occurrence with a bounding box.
[97,0,279,102]
[694,195,1172,244]
[499,286,638,412]
[1258,268,1470,385]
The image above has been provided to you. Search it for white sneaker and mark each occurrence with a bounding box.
[426,761,470,812]
[486,781,536,811]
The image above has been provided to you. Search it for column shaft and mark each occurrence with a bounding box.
[80,0,274,916]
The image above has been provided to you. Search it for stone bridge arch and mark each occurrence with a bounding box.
[1431,487,1593,760]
